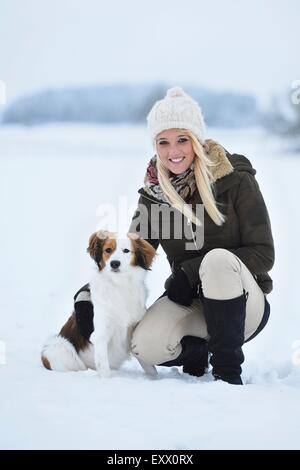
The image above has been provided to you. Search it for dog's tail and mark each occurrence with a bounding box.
[41,335,87,372]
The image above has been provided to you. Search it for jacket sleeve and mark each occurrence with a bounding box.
[225,172,275,274]
[128,195,160,250]
[181,172,275,289]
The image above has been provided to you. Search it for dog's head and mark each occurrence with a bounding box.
[87,230,156,273]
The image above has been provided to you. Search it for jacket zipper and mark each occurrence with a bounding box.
[143,195,201,293]
[187,218,202,296]
[187,218,198,250]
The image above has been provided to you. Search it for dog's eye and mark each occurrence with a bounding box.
[123,248,130,253]
[105,247,113,253]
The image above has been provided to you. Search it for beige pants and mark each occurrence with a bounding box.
[131,248,266,365]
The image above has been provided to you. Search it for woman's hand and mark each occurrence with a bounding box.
[167,268,194,306]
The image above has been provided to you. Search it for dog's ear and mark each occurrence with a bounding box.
[87,230,108,269]
[128,233,157,270]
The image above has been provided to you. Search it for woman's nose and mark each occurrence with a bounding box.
[168,143,181,156]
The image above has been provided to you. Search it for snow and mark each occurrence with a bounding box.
[0,124,299,450]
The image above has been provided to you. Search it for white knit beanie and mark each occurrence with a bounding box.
[147,86,206,146]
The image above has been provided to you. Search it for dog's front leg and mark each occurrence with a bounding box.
[93,332,111,377]
[93,314,111,378]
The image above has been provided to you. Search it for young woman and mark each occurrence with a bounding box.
[75,87,275,385]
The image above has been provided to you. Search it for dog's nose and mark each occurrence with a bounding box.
[110,260,121,270]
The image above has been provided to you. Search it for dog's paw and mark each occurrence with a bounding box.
[98,371,111,378]
[136,357,158,377]
[95,363,111,378]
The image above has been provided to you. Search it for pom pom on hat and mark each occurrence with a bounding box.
[166,86,186,98]
[147,86,206,146]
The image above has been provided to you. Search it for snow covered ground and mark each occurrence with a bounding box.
[0,124,299,450]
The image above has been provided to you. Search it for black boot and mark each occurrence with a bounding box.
[202,291,247,385]
[182,336,209,377]
[159,335,209,377]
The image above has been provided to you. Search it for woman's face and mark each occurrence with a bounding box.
[156,129,195,174]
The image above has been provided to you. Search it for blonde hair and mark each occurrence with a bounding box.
[156,130,225,226]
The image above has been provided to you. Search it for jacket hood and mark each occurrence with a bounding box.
[228,152,256,176]
[205,139,256,180]
[204,140,257,196]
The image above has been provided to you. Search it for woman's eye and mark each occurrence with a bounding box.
[178,138,188,143]
[105,247,113,253]
[158,141,168,145]
[123,248,130,253]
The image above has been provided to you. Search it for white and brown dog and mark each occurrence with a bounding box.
[41,230,157,377]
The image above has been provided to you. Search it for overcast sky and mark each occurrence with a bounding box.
[0,0,299,106]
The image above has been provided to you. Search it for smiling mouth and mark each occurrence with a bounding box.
[169,157,185,164]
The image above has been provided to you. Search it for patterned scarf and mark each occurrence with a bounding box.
[143,155,197,204]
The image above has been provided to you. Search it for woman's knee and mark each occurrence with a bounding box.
[131,323,182,366]
[200,248,241,278]
[131,297,187,365]
[199,249,243,300]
